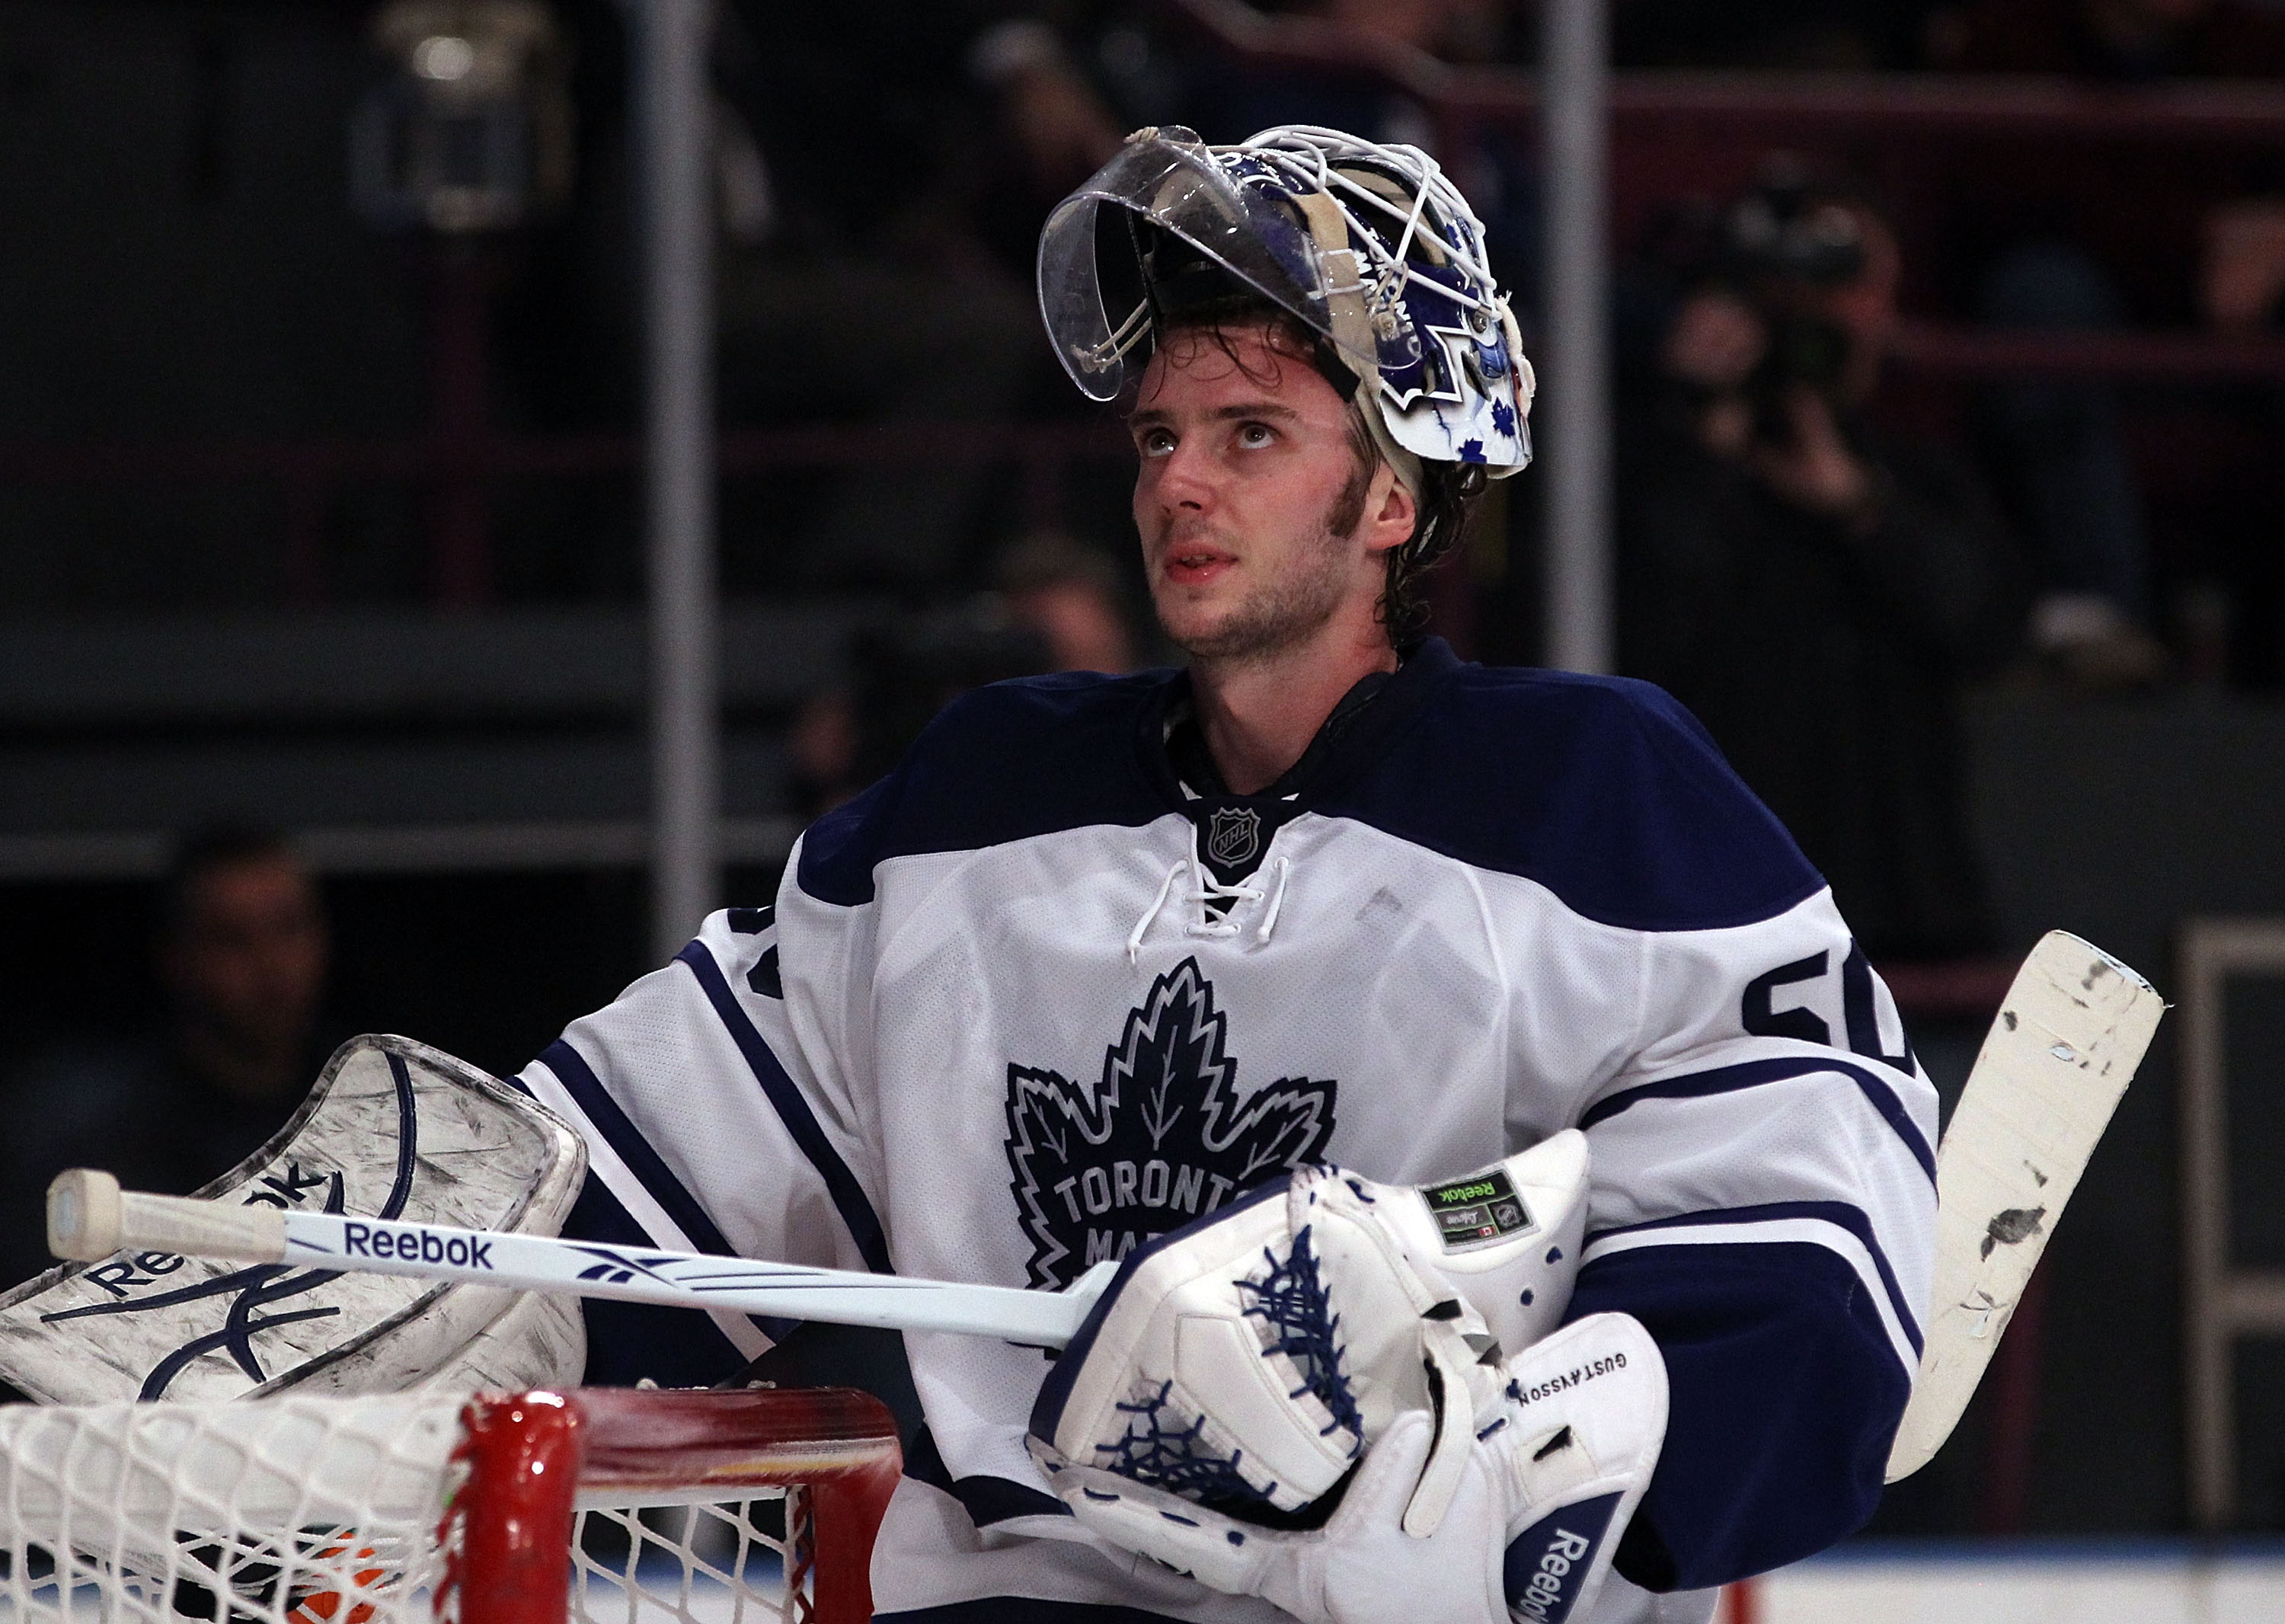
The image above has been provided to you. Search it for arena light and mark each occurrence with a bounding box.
[350,0,572,234]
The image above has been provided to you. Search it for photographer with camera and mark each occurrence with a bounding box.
[1616,169,2029,963]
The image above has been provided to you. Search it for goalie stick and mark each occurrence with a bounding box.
[44,1133,1588,1358]
[46,930,2156,1475]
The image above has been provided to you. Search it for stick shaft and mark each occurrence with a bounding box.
[50,1175,1089,1347]
[286,1212,1088,1344]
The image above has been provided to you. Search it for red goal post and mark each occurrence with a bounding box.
[0,1386,901,1624]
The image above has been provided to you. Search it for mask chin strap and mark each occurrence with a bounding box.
[1284,157,1534,488]
[1496,296,1538,470]
[1290,190,1424,509]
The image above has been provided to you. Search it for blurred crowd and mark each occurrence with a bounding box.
[561,2,2280,612]
[548,0,2285,635]
[0,827,337,1287]
[563,0,2276,960]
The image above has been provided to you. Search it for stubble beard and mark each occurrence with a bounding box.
[1153,513,1358,667]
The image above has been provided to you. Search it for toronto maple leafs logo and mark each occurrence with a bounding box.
[1003,957,1337,1287]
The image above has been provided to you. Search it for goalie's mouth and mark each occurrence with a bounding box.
[1164,543,1238,587]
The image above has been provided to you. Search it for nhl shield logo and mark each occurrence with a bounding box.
[1206,806,1262,867]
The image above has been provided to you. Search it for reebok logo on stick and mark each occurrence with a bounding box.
[338,1223,494,1270]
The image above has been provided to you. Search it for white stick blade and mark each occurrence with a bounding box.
[1885,930,2162,1482]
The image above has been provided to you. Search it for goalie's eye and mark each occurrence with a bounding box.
[1136,425,1177,457]
[1235,420,1277,449]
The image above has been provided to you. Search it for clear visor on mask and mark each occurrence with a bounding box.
[1036,129,1417,401]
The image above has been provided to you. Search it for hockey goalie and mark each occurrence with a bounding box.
[3,123,1961,1624]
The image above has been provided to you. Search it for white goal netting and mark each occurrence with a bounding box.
[0,1389,899,1624]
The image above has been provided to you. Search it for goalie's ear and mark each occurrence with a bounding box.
[0,1034,588,1405]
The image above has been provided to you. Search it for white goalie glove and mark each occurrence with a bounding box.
[1029,1140,1665,1624]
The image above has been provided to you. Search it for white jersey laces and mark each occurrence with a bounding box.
[1127,855,1293,964]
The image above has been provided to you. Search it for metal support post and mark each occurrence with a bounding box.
[632,0,720,958]
[2181,919,2285,1530]
[1539,0,1612,674]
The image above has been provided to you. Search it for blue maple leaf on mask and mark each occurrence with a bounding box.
[1459,437,1487,462]
[1004,957,1337,1287]
[1491,400,1516,439]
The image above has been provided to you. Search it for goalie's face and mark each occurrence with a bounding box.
[1128,322,1414,663]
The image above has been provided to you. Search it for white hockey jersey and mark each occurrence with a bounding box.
[518,640,1938,1624]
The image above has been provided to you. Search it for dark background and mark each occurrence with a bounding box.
[2,0,2283,1543]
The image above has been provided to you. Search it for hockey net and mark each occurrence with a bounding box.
[0,1387,900,1624]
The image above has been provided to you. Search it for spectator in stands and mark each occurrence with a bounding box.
[785,535,1140,822]
[1969,231,2166,687]
[559,4,1123,593]
[1616,173,2028,962]
[1184,0,1506,143]
[1930,0,2285,684]
[2204,197,2285,337]
[995,530,1143,676]
[1929,0,2285,78]
[0,826,334,1289]
[967,14,1127,249]
[1136,0,1545,343]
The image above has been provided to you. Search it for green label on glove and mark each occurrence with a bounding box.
[1421,1165,1533,1252]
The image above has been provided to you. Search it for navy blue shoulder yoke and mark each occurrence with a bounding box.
[794,648,1822,932]
[1312,654,1823,932]
[796,670,1173,907]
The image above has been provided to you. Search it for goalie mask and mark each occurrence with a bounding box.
[1037,123,1536,489]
